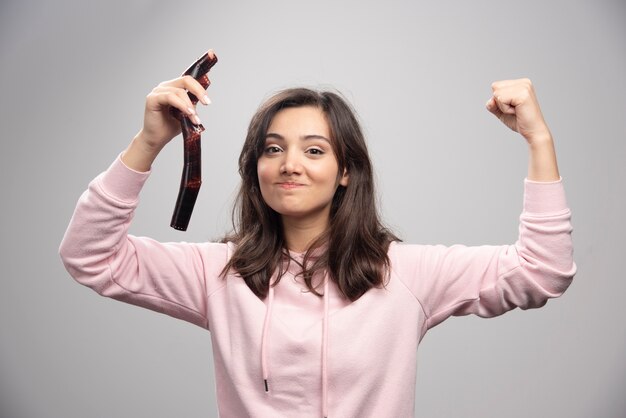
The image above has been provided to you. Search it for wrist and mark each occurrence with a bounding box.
[524,129,553,148]
[526,135,560,182]
[134,130,165,153]
[121,133,162,172]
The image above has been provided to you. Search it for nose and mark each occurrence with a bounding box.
[280,149,302,175]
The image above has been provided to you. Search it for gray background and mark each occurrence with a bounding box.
[1,0,624,417]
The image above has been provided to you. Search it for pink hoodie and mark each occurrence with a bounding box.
[59,154,576,417]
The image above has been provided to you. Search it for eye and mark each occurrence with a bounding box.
[264,145,283,154]
[306,148,325,155]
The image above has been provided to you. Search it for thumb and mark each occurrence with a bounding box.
[485,96,515,120]
[485,96,504,118]
[486,96,518,132]
[493,95,516,115]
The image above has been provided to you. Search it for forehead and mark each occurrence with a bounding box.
[267,106,330,137]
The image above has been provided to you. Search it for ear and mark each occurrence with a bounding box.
[339,168,349,187]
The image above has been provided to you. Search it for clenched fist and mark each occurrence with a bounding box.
[486,78,552,145]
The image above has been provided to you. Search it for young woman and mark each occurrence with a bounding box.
[59,50,576,417]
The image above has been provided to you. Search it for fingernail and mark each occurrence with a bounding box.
[204,95,211,105]
[194,115,202,125]
[187,107,196,115]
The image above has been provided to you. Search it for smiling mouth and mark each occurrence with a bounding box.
[277,182,306,190]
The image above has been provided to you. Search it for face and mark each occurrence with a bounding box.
[257,106,349,225]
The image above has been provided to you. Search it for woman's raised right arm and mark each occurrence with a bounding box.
[59,51,228,329]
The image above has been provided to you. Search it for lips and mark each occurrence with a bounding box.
[277,182,306,190]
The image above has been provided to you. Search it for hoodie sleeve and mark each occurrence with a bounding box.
[392,178,576,334]
[58,153,228,330]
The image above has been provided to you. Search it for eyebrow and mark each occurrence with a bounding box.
[265,132,331,143]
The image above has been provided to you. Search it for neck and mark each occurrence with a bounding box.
[281,215,329,253]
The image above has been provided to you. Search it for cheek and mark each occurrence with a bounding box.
[256,160,273,194]
[256,161,281,211]
[315,161,341,186]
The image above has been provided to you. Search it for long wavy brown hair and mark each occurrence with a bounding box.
[221,88,398,301]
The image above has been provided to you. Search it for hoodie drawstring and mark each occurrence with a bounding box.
[261,275,275,393]
[322,273,330,418]
[260,271,331,418]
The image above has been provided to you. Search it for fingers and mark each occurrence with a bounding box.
[485,95,515,120]
[151,72,214,125]
[488,78,535,115]
[485,96,503,117]
[494,94,516,114]
[485,96,513,129]
[182,75,211,105]
[172,88,204,125]
[160,75,211,106]
[147,87,202,125]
